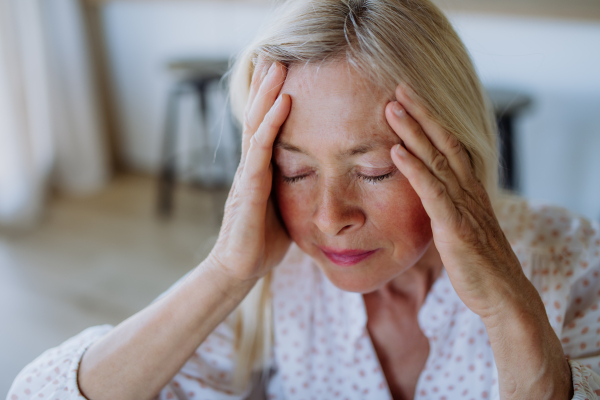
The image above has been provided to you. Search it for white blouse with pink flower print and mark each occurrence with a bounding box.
[8,197,600,400]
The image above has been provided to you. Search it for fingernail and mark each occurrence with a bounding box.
[274,95,282,107]
[392,101,405,117]
[394,144,406,157]
[268,62,277,75]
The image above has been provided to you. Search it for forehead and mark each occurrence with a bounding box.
[279,61,395,147]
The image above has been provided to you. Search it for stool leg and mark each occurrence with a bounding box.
[157,86,181,217]
[228,103,242,183]
[197,79,214,187]
[497,114,517,191]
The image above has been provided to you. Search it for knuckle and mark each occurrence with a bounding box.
[243,113,257,134]
[445,133,462,155]
[262,110,280,130]
[249,132,265,150]
[407,120,423,138]
[248,133,274,157]
[431,181,447,200]
[248,133,262,152]
[431,151,449,173]
[233,164,245,180]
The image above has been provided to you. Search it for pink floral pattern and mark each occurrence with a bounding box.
[7,197,600,400]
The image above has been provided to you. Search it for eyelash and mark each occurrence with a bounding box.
[282,175,308,184]
[282,172,394,184]
[358,172,394,183]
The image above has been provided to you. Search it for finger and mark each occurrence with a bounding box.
[241,94,291,203]
[385,101,464,202]
[391,143,459,228]
[395,83,475,188]
[242,63,287,155]
[246,62,287,131]
[245,57,271,118]
[243,61,275,158]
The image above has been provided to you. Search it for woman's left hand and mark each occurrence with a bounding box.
[385,84,574,399]
[385,83,535,320]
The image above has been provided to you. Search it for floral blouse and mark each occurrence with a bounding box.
[8,197,600,400]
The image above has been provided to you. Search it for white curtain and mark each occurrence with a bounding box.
[0,0,108,230]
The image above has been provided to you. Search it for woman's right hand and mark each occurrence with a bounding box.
[208,60,292,282]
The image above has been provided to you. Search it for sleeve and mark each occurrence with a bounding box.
[152,271,256,399]
[560,219,600,400]
[7,274,258,400]
[155,313,255,400]
[511,203,600,399]
[6,324,113,400]
[569,359,600,400]
[499,202,600,400]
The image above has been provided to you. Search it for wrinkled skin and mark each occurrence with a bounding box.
[273,63,435,295]
[210,59,572,399]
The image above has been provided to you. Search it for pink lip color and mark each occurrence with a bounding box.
[319,247,379,266]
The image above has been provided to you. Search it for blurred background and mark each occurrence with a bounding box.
[1,0,599,395]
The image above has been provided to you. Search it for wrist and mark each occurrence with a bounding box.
[482,285,572,399]
[480,269,543,324]
[196,254,260,302]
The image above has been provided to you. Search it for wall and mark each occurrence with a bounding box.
[101,1,271,182]
[101,1,600,220]
[433,0,600,20]
[451,14,600,220]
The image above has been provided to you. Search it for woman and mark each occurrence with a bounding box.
[8,0,600,399]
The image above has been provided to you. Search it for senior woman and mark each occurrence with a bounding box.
[8,0,600,399]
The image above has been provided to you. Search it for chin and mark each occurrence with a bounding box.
[311,258,390,294]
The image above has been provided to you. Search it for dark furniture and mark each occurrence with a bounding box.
[157,59,235,217]
[487,89,532,191]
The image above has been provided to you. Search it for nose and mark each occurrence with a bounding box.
[312,182,365,236]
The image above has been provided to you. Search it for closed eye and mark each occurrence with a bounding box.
[358,171,395,183]
[281,171,395,184]
[282,174,309,184]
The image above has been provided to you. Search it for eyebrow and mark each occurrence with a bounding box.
[274,141,380,158]
[274,141,307,155]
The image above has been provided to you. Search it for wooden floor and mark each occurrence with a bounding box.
[0,174,228,395]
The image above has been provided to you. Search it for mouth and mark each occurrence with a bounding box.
[319,247,379,266]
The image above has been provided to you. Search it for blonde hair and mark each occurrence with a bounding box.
[227,0,499,390]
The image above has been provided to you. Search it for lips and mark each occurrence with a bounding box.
[319,247,379,266]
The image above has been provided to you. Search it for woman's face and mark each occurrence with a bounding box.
[274,62,433,294]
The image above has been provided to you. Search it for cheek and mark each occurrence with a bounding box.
[275,181,312,240]
[367,179,432,247]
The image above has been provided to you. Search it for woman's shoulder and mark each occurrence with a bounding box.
[496,194,599,256]
[496,195,600,343]
[496,194,600,292]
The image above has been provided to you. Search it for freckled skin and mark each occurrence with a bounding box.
[273,62,434,294]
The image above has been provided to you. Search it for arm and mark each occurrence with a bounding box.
[8,60,291,400]
[481,280,574,399]
[77,260,257,400]
[482,205,600,400]
[384,84,596,399]
[80,61,292,400]
[5,265,256,400]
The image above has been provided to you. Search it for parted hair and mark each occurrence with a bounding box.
[227,0,499,390]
